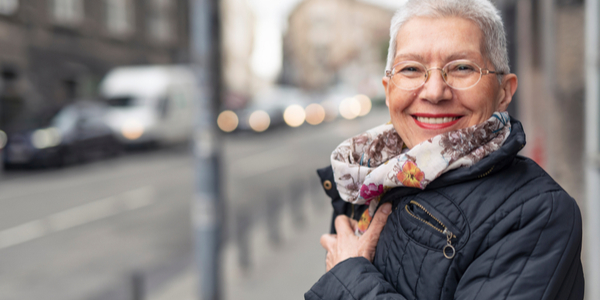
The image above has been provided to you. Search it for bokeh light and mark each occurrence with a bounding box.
[339,97,361,120]
[304,103,326,125]
[283,104,306,127]
[355,94,372,116]
[249,110,270,132]
[121,120,145,140]
[31,127,62,149]
[217,110,239,132]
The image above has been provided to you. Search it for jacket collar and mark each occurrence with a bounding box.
[381,117,527,200]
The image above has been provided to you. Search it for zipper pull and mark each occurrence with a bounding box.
[443,228,456,259]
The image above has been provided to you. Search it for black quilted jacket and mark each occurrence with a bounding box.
[306,119,584,300]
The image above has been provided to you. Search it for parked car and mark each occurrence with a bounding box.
[233,87,312,133]
[2,100,120,168]
[234,101,286,132]
[99,65,197,146]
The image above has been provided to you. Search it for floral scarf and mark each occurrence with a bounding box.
[331,112,511,234]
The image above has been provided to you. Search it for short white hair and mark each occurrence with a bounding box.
[385,0,509,81]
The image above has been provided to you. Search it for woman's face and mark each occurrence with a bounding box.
[382,16,517,149]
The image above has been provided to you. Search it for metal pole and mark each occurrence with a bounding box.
[584,0,600,299]
[190,0,222,299]
[131,271,145,300]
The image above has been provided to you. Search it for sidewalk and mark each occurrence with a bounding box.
[148,184,330,300]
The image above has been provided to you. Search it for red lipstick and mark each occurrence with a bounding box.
[412,114,462,130]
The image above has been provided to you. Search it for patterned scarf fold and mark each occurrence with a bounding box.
[331,112,511,234]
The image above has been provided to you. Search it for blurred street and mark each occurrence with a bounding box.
[0,106,390,300]
[0,0,596,298]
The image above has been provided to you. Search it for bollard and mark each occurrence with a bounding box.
[310,174,325,210]
[131,271,145,300]
[289,180,306,227]
[235,209,251,272]
[266,192,282,246]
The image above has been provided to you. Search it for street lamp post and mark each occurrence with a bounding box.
[190,0,223,299]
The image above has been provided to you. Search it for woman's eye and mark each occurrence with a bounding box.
[398,66,423,74]
[451,64,476,72]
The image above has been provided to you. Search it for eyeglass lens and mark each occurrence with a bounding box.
[390,60,483,90]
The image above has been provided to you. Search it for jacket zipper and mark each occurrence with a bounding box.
[405,200,456,259]
[478,165,494,178]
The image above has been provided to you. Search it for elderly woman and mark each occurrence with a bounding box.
[305,0,584,299]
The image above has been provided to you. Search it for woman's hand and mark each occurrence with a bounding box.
[320,203,392,271]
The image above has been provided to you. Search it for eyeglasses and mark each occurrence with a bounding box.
[385,60,504,90]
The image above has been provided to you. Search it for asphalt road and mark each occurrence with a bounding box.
[0,106,390,300]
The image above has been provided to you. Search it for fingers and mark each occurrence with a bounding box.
[322,235,338,272]
[356,203,392,262]
[334,215,355,236]
[349,219,359,232]
[325,251,334,271]
[363,203,392,239]
[322,207,392,269]
[320,233,336,251]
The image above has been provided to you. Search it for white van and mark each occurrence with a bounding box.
[99,65,197,146]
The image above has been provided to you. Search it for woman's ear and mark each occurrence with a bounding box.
[382,76,390,108]
[497,74,518,111]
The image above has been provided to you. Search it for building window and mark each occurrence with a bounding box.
[0,0,18,15]
[106,0,134,35]
[147,0,173,42]
[52,0,84,25]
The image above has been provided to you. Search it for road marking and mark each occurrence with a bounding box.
[0,158,188,202]
[0,186,155,250]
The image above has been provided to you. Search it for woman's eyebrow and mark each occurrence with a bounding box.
[394,53,425,62]
[394,52,482,63]
[445,51,481,61]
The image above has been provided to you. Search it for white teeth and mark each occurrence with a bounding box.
[416,116,459,124]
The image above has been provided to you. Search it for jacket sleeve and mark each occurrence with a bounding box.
[305,257,407,300]
[309,166,403,299]
[317,166,347,234]
[317,165,368,234]
[455,190,584,300]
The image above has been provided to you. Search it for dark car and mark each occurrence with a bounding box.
[2,100,121,168]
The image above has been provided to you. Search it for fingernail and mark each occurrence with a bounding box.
[382,203,392,214]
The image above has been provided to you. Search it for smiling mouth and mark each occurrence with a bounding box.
[412,115,463,129]
[414,116,461,124]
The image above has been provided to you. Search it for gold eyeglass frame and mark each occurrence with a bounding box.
[385,60,505,91]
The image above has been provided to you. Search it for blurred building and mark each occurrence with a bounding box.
[0,0,190,127]
[220,0,255,110]
[281,0,392,94]
[496,0,585,203]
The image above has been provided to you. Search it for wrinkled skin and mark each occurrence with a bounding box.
[382,16,518,149]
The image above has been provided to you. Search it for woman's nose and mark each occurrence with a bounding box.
[422,69,452,103]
